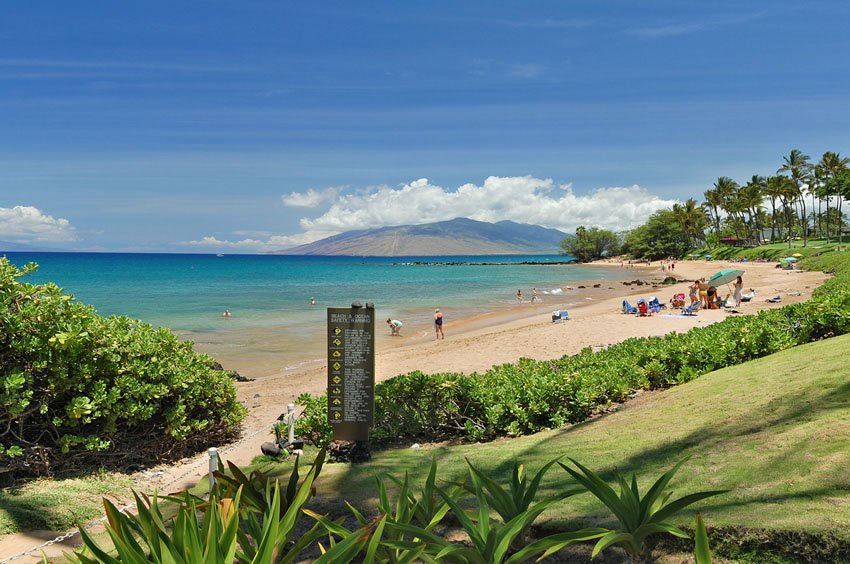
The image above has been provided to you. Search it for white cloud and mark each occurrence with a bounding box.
[180,231,337,252]
[299,176,676,234]
[0,206,77,242]
[183,175,677,252]
[282,187,342,208]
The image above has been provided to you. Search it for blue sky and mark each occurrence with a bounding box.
[2,1,849,252]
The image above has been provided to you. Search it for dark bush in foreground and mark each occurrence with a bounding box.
[296,251,850,447]
[0,258,246,479]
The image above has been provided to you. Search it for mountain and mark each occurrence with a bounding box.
[272,218,570,256]
[0,241,63,252]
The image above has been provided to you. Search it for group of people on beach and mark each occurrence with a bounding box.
[686,275,745,309]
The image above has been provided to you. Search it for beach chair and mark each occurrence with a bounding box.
[552,310,570,322]
[681,301,701,316]
[622,300,638,314]
[648,296,666,313]
[636,299,651,316]
[740,291,755,302]
[670,293,686,308]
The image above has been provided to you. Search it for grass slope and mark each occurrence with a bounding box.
[296,333,850,535]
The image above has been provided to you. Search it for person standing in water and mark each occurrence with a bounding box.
[434,308,444,340]
[516,289,523,302]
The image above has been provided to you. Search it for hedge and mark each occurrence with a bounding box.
[0,259,246,479]
[296,250,850,447]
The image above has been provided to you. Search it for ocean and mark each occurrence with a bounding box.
[4,252,636,377]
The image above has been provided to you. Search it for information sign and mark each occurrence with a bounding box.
[327,307,375,441]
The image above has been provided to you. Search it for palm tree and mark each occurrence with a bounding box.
[673,198,709,248]
[763,175,785,242]
[778,149,813,247]
[816,152,850,243]
[768,175,800,249]
[711,176,740,239]
[739,176,766,244]
[703,188,723,236]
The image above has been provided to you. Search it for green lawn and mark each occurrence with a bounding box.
[693,237,848,261]
[0,472,132,535]
[253,332,850,537]
[3,315,848,558]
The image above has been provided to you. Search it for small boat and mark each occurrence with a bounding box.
[216,254,225,257]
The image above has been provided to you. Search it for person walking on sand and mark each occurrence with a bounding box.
[516,289,523,303]
[434,308,444,340]
[733,275,744,307]
[386,318,403,336]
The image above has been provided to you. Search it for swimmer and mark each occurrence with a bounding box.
[223,309,232,318]
[310,297,316,305]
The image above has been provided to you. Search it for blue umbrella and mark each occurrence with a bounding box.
[781,256,798,262]
[708,269,744,286]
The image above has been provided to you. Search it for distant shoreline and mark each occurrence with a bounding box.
[390,259,578,266]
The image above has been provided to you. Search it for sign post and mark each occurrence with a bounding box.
[327,306,375,442]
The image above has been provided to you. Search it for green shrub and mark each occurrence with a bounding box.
[293,251,850,449]
[0,258,245,479]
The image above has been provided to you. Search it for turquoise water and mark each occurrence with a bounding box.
[5,252,635,375]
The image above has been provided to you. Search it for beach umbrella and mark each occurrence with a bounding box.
[781,257,798,262]
[708,268,744,286]
[792,253,803,258]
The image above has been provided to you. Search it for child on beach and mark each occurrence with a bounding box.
[386,318,403,336]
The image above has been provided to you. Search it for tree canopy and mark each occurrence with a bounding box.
[560,226,621,261]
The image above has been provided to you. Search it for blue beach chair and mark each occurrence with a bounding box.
[622,300,638,314]
[681,301,701,316]
[551,310,571,322]
[648,296,667,313]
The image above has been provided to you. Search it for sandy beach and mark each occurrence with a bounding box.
[138,258,830,492]
[0,258,830,560]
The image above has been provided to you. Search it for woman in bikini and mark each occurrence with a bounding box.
[698,278,709,308]
[689,280,699,305]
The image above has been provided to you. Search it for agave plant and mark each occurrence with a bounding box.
[383,457,607,563]
[304,455,459,563]
[382,454,462,531]
[559,457,727,563]
[463,457,582,529]
[694,512,713,564]
[69,450,326,563]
